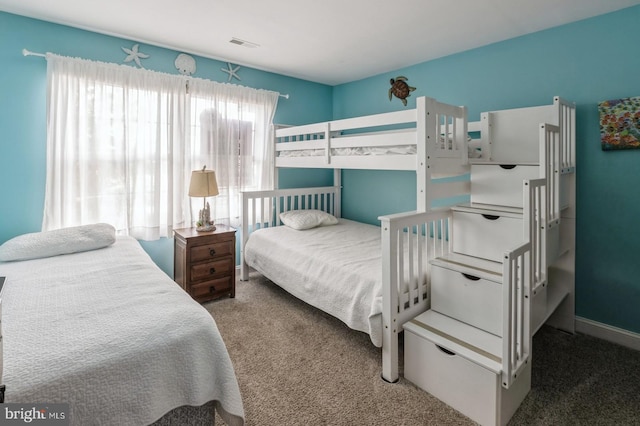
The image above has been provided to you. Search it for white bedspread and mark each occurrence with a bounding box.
[244,219,384,347]
[0,237,244,426]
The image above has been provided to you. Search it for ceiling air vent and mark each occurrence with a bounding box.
[229,37,259,48]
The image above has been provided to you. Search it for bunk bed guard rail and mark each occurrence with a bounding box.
[379,208,453,382]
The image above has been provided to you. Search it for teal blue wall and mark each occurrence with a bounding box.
[3,7,640,335]
[333,6,640,334]
[0,11,333,276]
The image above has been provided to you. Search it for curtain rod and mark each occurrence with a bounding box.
[22,48,290,99]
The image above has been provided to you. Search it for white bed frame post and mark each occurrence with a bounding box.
[333,169,342,218]
[380,216,399,383]
[240,193,251,281]
[325,122,332,165]
[555,96,576,174]
[479,112,493,161]
[416,97,437,212]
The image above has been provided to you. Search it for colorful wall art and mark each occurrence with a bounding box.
[599,96,640,150]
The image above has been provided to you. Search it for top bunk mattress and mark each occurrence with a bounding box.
[277,145,417,157]
[244,219,385,346]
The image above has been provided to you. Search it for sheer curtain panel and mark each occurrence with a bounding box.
[188,79,278,227]
[43,54,278,239]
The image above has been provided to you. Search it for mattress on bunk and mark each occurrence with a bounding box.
[278,145,416,157]
[244,218,385,347]
[277,139,480,159]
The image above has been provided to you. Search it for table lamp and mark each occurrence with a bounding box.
[189,166,219,232]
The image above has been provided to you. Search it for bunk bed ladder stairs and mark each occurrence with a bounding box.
[403,178,537,426]
[404,97,575,426]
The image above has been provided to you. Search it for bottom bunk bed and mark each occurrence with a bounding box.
[242,187,454,382]
[245,217,387,346]
[0,224,244,426]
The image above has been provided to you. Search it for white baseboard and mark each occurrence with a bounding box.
[575,316,640,352]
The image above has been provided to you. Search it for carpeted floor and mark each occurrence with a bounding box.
[205,272,640,425]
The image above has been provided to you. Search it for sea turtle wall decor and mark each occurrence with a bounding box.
[389,76,416,106]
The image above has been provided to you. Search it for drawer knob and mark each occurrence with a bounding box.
[209,249,216,256]
[209,285,216,293]
[481,214,500,221]
[462,273,481,281]
[499,164,516,170]
[209,267,216,275]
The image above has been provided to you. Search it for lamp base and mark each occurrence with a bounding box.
[196,224,216,232]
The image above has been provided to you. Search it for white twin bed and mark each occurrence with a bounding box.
[0,224,244,426]
[245,218,386,346]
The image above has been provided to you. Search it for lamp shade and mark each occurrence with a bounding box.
[188,169,219,197]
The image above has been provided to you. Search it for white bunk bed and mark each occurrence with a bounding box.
[240,95,576,397]
[242,96,469,383]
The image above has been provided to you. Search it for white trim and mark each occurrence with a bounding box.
[575,316,640,352]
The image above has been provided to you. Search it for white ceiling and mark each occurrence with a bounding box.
[2,0,640,85]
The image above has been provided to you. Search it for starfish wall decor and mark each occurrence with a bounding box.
[122,44,149,68]
[222,63,241,81]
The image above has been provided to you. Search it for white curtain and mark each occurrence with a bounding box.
[43,54,278,239]
[188,79,278,227]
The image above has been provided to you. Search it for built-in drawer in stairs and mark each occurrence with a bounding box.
[404,310,531,426]
[430,252,503,336]
[451,204,523,263]
[470,164,538,208]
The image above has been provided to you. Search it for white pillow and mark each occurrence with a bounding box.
[279,210,338,230]
[0,223,116,262]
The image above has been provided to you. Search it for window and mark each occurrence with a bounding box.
[43,54,278,239]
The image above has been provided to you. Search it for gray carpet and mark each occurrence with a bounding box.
[206,273,640,425]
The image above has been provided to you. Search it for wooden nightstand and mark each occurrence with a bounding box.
[173,225,236,303]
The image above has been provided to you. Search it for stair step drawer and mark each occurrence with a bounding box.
[404,311,532,426]
[431,264,502,336]
[452,210,523,263]
[404,326,500,426]
[471,164,539,208]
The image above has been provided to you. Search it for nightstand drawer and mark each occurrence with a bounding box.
[190,257,234,281]
[190,240,234,262]
[191,276,233,302]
